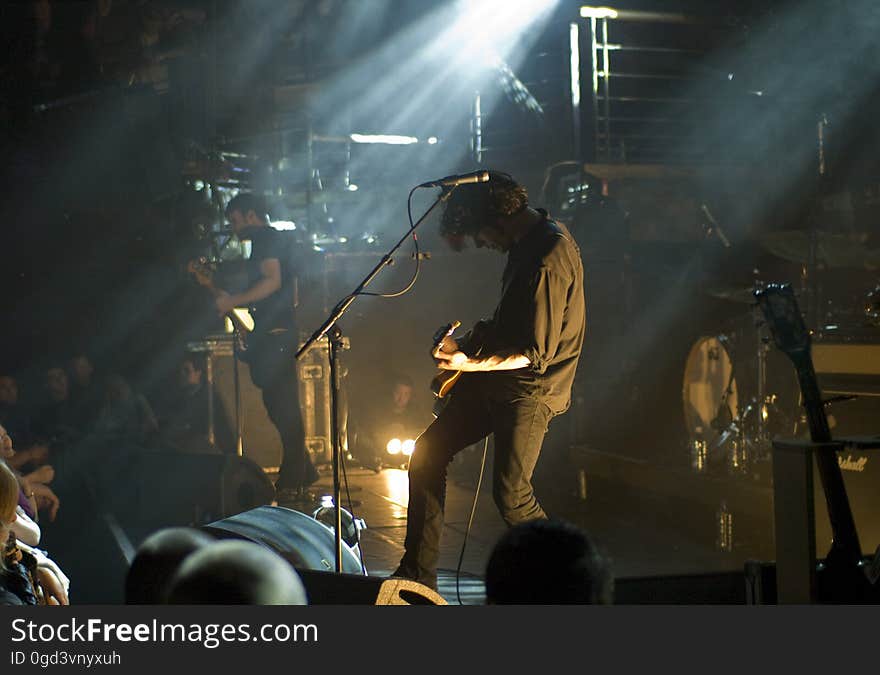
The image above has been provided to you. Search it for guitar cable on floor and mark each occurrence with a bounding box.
[455,435,490,605]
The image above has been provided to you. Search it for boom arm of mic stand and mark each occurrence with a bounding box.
[293,186,456,572]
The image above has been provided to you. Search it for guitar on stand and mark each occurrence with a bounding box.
[755,283,879,601]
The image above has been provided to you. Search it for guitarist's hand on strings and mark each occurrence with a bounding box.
[434,344,531,372]
[431,321,531,372]
[433,346,470,371]
[431,333,459,359]
[215,291,236,316]
[432,328,474,370]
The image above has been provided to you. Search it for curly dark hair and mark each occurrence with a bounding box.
[224,193,269,221]
[439,171,528,245]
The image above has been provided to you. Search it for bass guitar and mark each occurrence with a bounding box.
[187,258,251,359]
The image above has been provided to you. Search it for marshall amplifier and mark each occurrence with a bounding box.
[814,438,880,557]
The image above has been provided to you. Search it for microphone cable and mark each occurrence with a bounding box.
[355,185,423,299]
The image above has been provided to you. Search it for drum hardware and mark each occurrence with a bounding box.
[866,284,880,326]
[758,230,880,270]
[716,500,734,553]
[685,280,799,476]
[705,285,758,305]
[758,230,880,334]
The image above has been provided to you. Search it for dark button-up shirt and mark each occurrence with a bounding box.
[469,211,586,414]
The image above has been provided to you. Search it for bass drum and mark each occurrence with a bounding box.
[682,332,800,473]
[682,335,738,444]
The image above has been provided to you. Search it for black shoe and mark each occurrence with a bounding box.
[275,486,319,509]
[276,462,321,493]
[305,462,321,486]
[391,564,437,591]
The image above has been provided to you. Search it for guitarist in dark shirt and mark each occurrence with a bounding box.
[214,193,319,499]
[393,171,586,590]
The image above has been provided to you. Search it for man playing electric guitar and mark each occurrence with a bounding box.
[393,171,586,590]
[212,193,319,501]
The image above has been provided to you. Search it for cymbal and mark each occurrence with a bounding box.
[759,230,880,269]
[705,285,757,304]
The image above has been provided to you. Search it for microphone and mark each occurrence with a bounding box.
[419,170,490,188]
[700,204,731,248]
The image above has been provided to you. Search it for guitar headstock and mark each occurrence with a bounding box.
[432,321,461,353]
[754,283,810,358]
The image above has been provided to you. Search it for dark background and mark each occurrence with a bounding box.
[2,0,879,469]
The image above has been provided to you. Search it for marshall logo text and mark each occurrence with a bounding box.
[838,455,868,472]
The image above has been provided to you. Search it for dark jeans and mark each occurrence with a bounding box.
[397,374,553,588]
[249,330,316,491]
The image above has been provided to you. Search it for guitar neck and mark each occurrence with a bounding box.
[792,355,831,443]
[756,284,865,574]
[790,351,861,563]
[202,281,251,335]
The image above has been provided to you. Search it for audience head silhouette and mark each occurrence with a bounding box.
[125,527,216,604]
[485,519,613,604]
[166,539,308,605]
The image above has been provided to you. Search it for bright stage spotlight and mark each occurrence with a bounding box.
[312,0,562,184]
[350,134,420,145]
[401,439,416,457]
[386,438,403,456]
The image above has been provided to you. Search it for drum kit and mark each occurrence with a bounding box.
[682,227,880,477]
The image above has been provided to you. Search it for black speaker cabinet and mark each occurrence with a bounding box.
[614,569,755,604]
[119,451,275,528]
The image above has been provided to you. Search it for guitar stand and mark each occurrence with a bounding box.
[232,334,244,457]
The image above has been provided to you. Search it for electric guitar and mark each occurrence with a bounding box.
[429,321,490,416]
[430,321,462,399]
[187,258,251,358]
[755,283,877,601]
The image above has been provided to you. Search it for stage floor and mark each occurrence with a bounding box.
[285,453,762,605]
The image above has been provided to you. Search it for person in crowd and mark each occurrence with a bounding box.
[92,374,159,445]
[125,527,216,604]
[484,518,613,604]
[35,366,83,448]
[0,458,36,605]
[1,423,59,523]
[67,353,102,430]
[0,374,51,475]
[351,373,430,471]
[0,459,68,605]
[155,354,235,454]
[208,193,318,502]
[392,171,586,590]
[165,539,308,605]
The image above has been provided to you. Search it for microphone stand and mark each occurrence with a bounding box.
[295,186,457,572]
